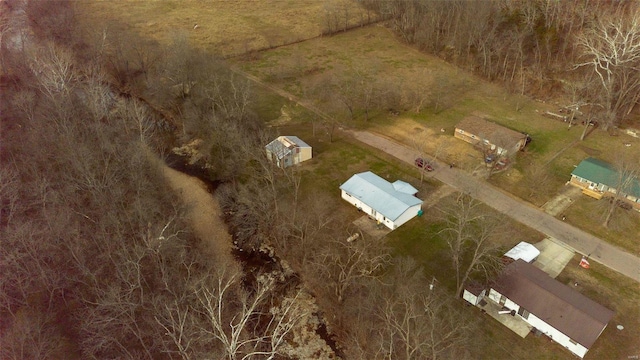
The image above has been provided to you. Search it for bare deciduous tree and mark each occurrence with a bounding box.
[313,238,391,304]
[438,194,503,296]
[575,9,640,129]
[602,160,640,228]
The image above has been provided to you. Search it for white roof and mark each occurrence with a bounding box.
[504,241,540,263]
[339,171,422,221]
[392,180,419,195]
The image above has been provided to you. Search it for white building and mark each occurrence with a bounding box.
[339,171,423,230]
[503,241,540,263]
[265,136,312,168]
[487,260,614,358]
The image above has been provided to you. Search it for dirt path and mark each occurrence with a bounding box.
[148,152,235,266]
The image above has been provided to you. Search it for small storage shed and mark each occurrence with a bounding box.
[265,136,312,168]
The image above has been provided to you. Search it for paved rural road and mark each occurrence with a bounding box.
[233,64,640,283]
[349,130,640,283]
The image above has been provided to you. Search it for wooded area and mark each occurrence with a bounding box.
[361,0,640,130]
[1,0,638,359]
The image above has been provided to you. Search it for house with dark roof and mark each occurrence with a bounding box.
[339,171,423,230]
[569,157,640,209]
[265,136,312,168]
[486,260,614,358]
[454,116,527,156]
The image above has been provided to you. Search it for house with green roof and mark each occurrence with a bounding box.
[569,157,640,210]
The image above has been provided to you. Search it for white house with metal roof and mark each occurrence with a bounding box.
[339,171,423,230]
[265,136,312,168]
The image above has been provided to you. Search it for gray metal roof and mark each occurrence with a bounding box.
[493,260,614,348]
[339,171,422,221]
[284,136,311,148]
[265,136,311,160]
[265,138,290,160]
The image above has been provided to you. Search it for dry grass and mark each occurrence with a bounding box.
[556,256,640,360]
[70,4,640,358]
[75,0,373,57]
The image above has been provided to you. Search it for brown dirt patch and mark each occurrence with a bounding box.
[577,144,602,157]
[373,117,481,168]
[146,150,235,266]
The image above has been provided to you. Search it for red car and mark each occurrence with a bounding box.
[414,158,434,171]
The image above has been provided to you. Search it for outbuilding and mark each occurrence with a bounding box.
[265,136,312,168]
[503,241,540,263]
[339,171,423,230]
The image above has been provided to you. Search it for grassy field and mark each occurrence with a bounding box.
[76,0,373,57]
[73,2,639,358]
[236,24,640,254]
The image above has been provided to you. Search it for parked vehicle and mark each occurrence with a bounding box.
[414,157,434,171]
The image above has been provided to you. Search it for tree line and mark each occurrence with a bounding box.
[2,1,516,358]
[361,0,640,130]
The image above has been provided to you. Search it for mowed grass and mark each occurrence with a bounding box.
[563,195,640,254]
[75,0,373,57]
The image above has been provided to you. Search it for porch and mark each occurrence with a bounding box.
[476,297,532,338]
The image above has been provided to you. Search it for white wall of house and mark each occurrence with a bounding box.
[463,289,486,306]
[487,289,519,309]
[393,204,422,229]
[488,289,589,358]
[525,312,589,358]
[463,290,477,305]
[340,190,402,230]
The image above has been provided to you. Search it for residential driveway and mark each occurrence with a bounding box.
[349,130,640,283]
[533,238,575,278]
[541,185,582,216]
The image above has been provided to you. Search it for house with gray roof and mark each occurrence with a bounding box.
[487,259,614,358]
[265,136,312,168]
[339,171,423,230]
[570,157,640,209]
